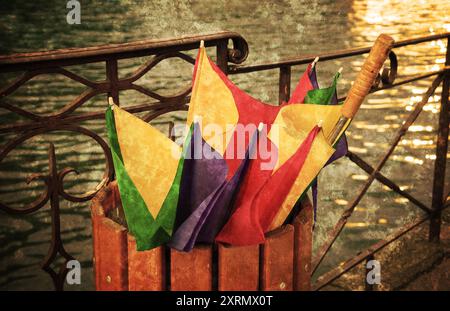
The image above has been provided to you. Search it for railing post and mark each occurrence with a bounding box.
[429,36,450,242]
[216,39,228,75]
[106,59,120,105]
[293,196,313,291]
[278,66,291,105]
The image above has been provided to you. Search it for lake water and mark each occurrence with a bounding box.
[0,0,449,290]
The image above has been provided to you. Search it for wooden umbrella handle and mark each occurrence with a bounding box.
[341,34,395,118]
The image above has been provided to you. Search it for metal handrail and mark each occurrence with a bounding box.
[0,31,249,71]
[229,32,450,73]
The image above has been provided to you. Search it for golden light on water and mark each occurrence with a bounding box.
[425,154,436,160]
[353,122,400,130]
[346,222,370,229]
[406,93,441,113]
[384,115,399,121]
[362,142,389,149]
[348,146,368,154]
[363,142,376,147]
[351,174,369,181]
[400,138,434,148]
[431,39,447,53]
[425,153,450,160]
[382,185,411,191]
[408,125,434,132]
[378,218,388,224]
[394,197,410,205]
[392,155,424,165]
[351,134,364,140]
[334,199,349,206]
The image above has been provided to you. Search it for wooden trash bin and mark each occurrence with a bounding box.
[90,181,313,291]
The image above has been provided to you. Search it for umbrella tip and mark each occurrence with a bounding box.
[257,122,264,131]
[338,67,343,74]
[193,115,201,124]
[317,120,323,128]
[312,56,319,68]
[108,97,115,109]
[200,40,205,48]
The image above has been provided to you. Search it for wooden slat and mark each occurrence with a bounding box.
[293,197,314,291]
[95,217,128,291]
[91,184,110,289]
[127,234,165,290]
[218,244,259,291]
[170,246,212,291]
[261,225,294,291]
[91,211,102,288]
[90,182,120,289]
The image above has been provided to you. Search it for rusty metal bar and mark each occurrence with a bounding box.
[278,66,291,105]
[311,74,444,275]
[216,39,229,74]
[0,65,104,96]
[347,151,432,214]
[337,68,447,103]
[429,37,450,242]
[0,100,189,134]
[124,52,195,85]
[41,143,73,291]
[0,31,248,72]
[106,59,120,105]
[313,215,429,291]
[229,32,450,74]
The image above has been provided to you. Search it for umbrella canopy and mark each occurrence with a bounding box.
[176,44,351,247]
[186,44,317,180]
[168,121,258,251]
[211,64,347,245]
[105,105,183,250]
[216,124,323,245]
[106,52,348,250]
[267,102,348,231]
[168,45,321,249]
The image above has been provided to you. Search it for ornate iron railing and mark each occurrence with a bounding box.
[0,31,448,291]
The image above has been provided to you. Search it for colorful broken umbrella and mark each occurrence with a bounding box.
[106,44,350,250]
[183,44,344,247]
[169,45,328,251]
[168,121,258,251]
[216,71,347,245]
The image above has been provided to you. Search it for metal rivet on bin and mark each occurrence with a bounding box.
[279,282,286,289]
[106,275,111,283]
